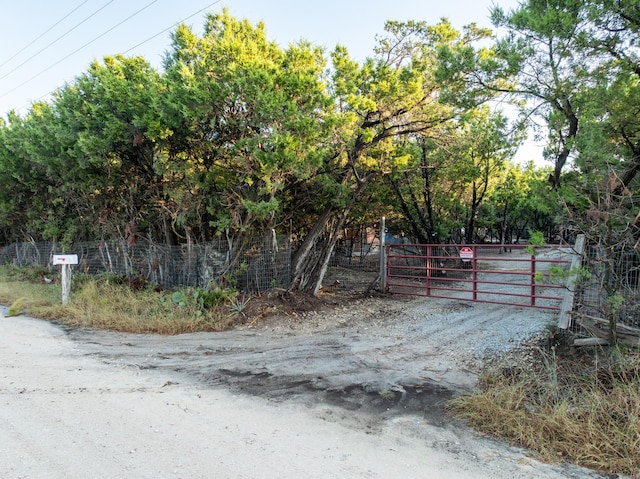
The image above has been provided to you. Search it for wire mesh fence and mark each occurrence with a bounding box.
[574,244,640,329]
[0,236,292,294]
[323,245,381,292]
[0,233,385,294]
[319,224,383,292]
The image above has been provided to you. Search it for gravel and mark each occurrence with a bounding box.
[3,290,609,479]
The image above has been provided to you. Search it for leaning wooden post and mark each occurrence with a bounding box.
[52,254,78,305]
[379,217,387,292]
[558,234,586,329]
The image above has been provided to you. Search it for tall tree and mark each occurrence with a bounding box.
[448,108,518,243]
[158,10,332,249]
[488,0,588,188]
[51,55,165,243]
[385,107,521,245]
[577,0,640,188]
[290,20,498,294]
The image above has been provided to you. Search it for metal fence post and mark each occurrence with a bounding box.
[426,245,432,296]
[379,217,387,292]
[531,252,537,307]
[472,244,478,301]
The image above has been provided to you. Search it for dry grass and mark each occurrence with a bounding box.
[0,275,62,311]
[447,343,640,476]
[0,266,237,334]
[59,280,236,334]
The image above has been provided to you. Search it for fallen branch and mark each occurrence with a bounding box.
[570,311,640,335]
[571,312,640,348]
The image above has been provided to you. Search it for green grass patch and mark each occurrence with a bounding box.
[0,265,240,334]
[447,345,640,476]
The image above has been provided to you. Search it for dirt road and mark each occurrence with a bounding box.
[1,298,605,478]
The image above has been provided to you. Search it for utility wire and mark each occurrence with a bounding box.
[123,0,221,55]
[0,1,115,81]
[0,0,91,70]
[3,1,221,110]
[0,0,161,101]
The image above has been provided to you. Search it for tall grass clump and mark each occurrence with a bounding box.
[60,280,238,334]
[0,266,241,334]
[447,346,640,476]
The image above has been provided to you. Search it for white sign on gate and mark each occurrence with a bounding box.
[459,247,474,262]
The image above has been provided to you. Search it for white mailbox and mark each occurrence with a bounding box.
[52,254,78,304]
[53,254,78,265]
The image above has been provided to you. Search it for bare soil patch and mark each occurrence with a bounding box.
[67,295,581,433]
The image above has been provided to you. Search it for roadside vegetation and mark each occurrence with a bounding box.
[0,265,246,334]
[2,265,640,476]
[1,0,640,476]
[448,338,640,476]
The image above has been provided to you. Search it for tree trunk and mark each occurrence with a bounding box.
[290,174,369,295]
[500,200,509,251]
[550,101,579,188]
[420,144,439,243]
[290,206,335,291]
[619,143,640,188]
[387,176,430,243]
[465,183,478,243]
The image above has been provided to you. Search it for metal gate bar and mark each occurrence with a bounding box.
[385,243,572,310]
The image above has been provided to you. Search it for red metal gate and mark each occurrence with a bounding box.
[385,243,573,311]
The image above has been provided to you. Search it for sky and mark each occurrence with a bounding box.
[0,0,543,164]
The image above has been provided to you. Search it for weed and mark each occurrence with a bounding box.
[526,230,545,255]
[447,346,640,476]
[6,297,27,317]
[379,390,396,402]
[229,295,250,317]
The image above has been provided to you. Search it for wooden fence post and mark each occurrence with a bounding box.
[558,234,586,329]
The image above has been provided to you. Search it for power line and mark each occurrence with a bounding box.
[123,0,221,56]
[0,0,91,70]
[0,0,161,101]
[0,1,115,82]
[3,1,221,111]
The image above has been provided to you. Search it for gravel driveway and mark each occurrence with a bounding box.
[1,294,608,479]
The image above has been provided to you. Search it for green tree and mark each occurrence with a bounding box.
[448,108,518,243]
[0,104,83,243]
[290,20,499,294]
[385,107,520,245]
[489,0,587,188]
[159,10,332,247]
[487,161,560,245]
[55,55,166,243]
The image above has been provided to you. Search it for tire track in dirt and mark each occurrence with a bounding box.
[64,295,558,428]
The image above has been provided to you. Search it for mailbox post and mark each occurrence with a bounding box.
[52,254,78,305]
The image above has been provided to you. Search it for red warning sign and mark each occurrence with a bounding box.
[459,247,474,261]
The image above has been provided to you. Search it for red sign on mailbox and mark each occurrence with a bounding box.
[53,254,78,265]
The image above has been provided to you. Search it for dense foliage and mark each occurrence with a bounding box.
[1,2,639,294]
